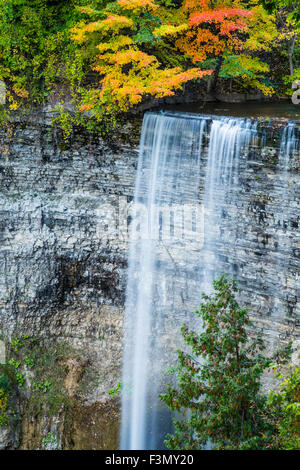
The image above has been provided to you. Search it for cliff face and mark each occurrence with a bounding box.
[0,110,299,449]
[0,112,141,449]
[0,113,139,393]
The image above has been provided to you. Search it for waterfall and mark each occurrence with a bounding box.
[279,122,299,201]
[120,112,207,450]
[274,122,300,321]
[120,111,273,450]
[202,117,258,293]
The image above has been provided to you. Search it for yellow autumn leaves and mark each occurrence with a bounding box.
[72,0,212,117]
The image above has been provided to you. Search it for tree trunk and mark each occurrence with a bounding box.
[207,55,224,95]
[288,35,297,76]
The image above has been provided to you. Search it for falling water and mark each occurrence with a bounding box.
[120,112,207,450]
[279,122,299,201]
[202,117,258,292]
[274,122,300,320]
[277,122,299,258]
[121,111,263,450]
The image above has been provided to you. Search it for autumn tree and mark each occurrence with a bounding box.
[70,0,212,122]
[154,0,278,95]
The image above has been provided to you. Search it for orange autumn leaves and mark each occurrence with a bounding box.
[72,0,212,116]
[176,1,254,62]
[190,8,251,36]
[71,0,275,117]
[91,49,211,113]
[157,0,276,96]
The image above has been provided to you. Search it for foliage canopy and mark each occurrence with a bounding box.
[0,0,298,132]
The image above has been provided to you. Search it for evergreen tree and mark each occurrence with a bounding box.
[160,275,291,450]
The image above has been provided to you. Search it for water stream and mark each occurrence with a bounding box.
[120,110,298,450]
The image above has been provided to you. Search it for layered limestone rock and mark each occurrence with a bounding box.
[0,110,299,448]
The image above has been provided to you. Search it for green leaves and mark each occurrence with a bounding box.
[0,0,95,109]
[108,381,122,396]
[260,1,300,29]
[0,374,11,394]
[133,26,155,44]
[220,54,269,79]
[268,363,300,449]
